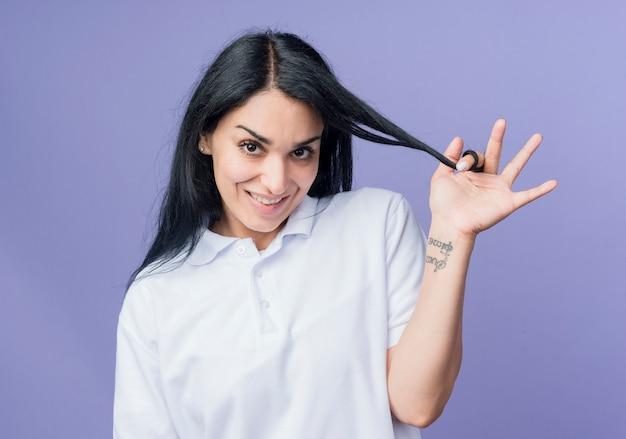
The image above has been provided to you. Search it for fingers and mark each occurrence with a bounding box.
[483,119,506,174]
[501,133,543,185]
[436,136,464,175]
[456,118,505,173]
[512,179,559,210]
[456,150,485,172]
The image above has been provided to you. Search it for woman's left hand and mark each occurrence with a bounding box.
[428,119,558,239]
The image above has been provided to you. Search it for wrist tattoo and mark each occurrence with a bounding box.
[425,237,454,272]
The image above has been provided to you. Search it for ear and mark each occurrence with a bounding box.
[198,133,213,155]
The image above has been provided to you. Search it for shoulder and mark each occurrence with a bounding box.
[331,187,425,246]
[321,186,411,233]
[119,274,153,328]
[314,186,414,245]
[327,186,406,217]
[123,252,191,304]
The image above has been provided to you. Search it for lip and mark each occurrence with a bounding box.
[246,191,290,216]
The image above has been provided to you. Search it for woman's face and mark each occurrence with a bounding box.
[198,88,324,250]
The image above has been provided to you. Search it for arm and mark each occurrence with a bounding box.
[387,219,474,428]
[388,120,557,428]
[113,281,181,438]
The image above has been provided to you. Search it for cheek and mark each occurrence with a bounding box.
[289,163,318,185]
[305,160,320,181]
[215,156,256,184]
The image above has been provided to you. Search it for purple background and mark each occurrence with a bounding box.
[2,1,624,437]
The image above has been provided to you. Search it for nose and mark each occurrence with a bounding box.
[259,154,289,196]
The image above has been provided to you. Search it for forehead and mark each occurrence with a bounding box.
[220,90,323,135]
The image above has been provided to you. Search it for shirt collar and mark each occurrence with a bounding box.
[187,193,320,266]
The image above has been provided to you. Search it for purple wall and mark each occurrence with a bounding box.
[2,1,624,437]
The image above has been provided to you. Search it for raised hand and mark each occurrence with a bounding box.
[428,119,558,238]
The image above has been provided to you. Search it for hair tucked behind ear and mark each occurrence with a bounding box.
[124,26,448,294]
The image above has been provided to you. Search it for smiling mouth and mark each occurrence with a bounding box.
[246,191,289,204]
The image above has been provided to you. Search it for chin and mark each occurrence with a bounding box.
[249,216,287,232]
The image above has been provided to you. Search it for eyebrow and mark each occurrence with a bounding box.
[235,125,322,147]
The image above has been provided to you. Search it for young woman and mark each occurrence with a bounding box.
[113,29,557,439]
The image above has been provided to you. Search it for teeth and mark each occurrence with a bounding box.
[250,192,284,205]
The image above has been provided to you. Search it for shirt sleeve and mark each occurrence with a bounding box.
[113,279,180,439]
[385,193,427,349]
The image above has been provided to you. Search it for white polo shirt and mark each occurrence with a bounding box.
[114,186,427,439]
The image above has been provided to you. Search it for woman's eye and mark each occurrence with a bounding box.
[293,147,313,159]
[240,140,260,155]
[238,140,314,160]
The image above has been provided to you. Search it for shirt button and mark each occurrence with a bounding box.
[260,299,270,309]
[236,245,246,255]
